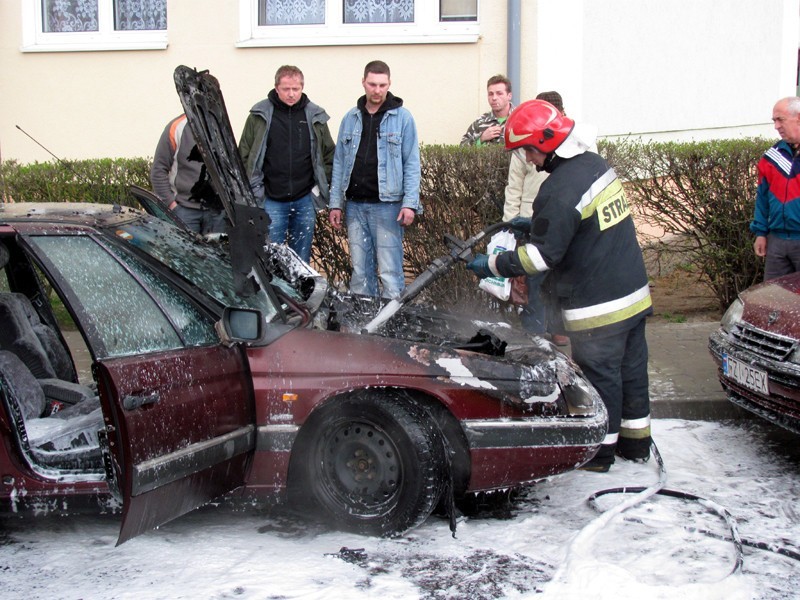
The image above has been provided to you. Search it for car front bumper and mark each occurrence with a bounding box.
[462,390,608,490]
[709,329,800,434]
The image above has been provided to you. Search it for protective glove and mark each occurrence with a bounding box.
[508,216,532,241]
[467,253,495,279]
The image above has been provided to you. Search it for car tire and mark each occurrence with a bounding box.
[290,390,446,537]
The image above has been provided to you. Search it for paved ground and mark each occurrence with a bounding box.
[557,318,742,421]
[644,319,744,419]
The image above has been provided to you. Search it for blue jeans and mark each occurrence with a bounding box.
[345,201,405,298]
[520,271,548,334]
[264,193,316,263]
[173,205,227,235]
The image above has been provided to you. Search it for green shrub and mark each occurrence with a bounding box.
[1,139,773,315]
[601,137,772,310]
[1,157,151,206]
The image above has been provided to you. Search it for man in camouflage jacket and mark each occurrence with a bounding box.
[460,75,513,146]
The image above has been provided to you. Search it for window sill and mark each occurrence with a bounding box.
[20,40,169,53]
[236,32,479,48]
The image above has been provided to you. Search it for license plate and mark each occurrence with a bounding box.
[723,354,769,395]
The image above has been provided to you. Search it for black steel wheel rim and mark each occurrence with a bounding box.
[317,419,403,517]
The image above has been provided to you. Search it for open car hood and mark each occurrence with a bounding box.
[174,66,273,297]
[173,66,257,221]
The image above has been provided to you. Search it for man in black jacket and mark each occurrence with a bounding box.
[239,65,335,263]
[468,99,653,472]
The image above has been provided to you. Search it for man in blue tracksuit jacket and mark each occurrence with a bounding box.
[751,96,800,280]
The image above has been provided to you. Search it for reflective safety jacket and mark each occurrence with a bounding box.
[491,151,652,334]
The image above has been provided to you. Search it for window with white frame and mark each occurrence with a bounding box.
[240,0,479,47]
[21,0,168,52]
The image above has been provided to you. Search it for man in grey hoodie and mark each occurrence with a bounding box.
[150,114,227,235]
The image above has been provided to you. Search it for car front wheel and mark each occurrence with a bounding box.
[290,390,445,536]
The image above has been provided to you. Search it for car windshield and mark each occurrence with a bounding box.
[112,216,279,321]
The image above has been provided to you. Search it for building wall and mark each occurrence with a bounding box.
[533,0,799,142]
[1,1,508,163]
[1,0,797,164]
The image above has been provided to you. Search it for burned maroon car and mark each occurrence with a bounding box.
[0,203,606,543]
[0,67,606,544]
[709,273,800,435]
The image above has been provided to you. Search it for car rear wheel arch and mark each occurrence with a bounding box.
[287,388,462,536]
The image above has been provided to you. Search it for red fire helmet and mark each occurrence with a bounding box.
[504,99,575,154]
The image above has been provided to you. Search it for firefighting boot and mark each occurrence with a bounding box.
[578,445,615,473]
[615,435,652,463]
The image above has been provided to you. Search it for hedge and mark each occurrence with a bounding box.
[1,137,773,313]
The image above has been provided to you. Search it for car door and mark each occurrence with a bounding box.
[95,346,254,544]
[21,232,256,545]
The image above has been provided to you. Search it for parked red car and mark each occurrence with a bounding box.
[708,273,800,434]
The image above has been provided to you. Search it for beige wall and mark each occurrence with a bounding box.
[1,1,798,164]
[1,1,508,163]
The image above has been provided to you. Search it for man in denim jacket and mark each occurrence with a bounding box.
[328,60,421,299]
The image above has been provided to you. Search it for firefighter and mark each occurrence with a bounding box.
[467,99,653,472]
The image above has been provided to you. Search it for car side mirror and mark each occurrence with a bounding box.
[215,307,265,346]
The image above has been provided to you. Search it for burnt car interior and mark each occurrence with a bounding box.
[0,239,104,474]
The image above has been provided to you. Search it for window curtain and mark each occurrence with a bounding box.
[261,0,325,25]
[344,0,414,23]
[43,0,99,32]
[42,0,166,32]
[115,0,167,31]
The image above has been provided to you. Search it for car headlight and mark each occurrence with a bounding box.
[720,298,744,332]
[562,376,602,416]
[790,347,800,364]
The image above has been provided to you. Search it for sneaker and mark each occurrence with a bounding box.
[578,457,612,473]
[551,334,570,347]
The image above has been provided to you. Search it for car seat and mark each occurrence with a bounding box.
[0,291,77,382]
[0,239,94,409]
[0,350,103,470]
[0,242,102,469]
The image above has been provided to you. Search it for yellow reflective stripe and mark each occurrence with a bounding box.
[564,283,651,322]
[563,284,652,331]
[517,247,536,274]
[517,243,549,275]
[620,424,651,439]
[596,180,629,231]
[620,416,651,440]
[577,168,618,219]
[581,177,631,226]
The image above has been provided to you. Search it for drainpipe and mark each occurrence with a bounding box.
[507,0,521,102]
